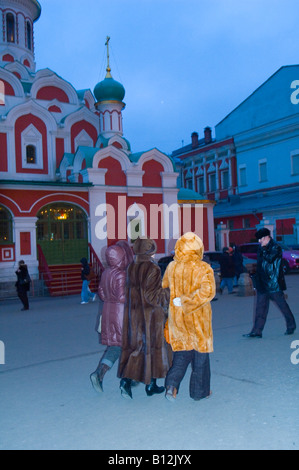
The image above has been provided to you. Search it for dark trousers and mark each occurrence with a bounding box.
[98,346,122,369]
[165,350,211,400]
[253,291,296,335]
[17,287,29,310]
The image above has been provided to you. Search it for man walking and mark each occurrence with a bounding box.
[243,228,296,338]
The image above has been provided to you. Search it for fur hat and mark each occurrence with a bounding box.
[255,228,271,240]
[133,237,157,256]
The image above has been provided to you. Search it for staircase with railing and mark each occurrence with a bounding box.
[37,243,105,297]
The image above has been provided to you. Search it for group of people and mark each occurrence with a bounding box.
[89,228,297,401]
[90,232,216,402]
[15,227,296,402]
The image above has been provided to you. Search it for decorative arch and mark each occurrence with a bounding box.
[70,120,98,154]
[135,148,175,173]
[108,135,130,152]
[31,72,79,105]
[0,68,25,98]
[15,114,48,174]
[2,53,14,62]
[93,146,132,173]
[37,86,69,103]
[6,99,57,133]
[36,201,89,265]
[6,101,57,178]
[30,193,89,216]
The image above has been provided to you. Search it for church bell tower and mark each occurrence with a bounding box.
[0,0,41,72]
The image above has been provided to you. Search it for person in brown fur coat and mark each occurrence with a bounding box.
[117,237,171,399]
[162,232,216,402]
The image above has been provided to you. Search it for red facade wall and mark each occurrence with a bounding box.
[98,157,126,186]
[142,160,163,187]
[0,189,89,217]
[20,232,31,255]
[55,138,65,169]
[36,86,69,103]
[105,192,165,252]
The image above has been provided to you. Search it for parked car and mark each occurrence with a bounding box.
[204,250,257,275]
[239,242,299,274]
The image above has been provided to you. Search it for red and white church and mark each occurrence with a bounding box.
[0,0,216,292]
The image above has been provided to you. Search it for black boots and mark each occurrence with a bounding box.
[90,363,110,393]
[120,378,165,398]
[120,378,133,399]
[145,378,165,397]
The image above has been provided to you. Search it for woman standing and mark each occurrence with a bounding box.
[90,241,133,393]
[117,237,171,399]
[163,232,216,402]
[15,260,31,311]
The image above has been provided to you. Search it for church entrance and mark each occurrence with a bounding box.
[37,203,88,265]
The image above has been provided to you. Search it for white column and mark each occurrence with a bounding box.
[13,217,38,277]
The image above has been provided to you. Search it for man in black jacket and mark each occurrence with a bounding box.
[243,228,296,338]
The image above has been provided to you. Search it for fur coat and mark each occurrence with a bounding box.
[118,238,171,385]
[98,243,133,347]
[162,232,216,353]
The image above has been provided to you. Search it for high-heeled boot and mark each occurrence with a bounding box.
[145,378,165,396]
[120,378,133,399]
[90,363,110,393]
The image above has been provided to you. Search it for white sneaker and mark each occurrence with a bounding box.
[81,301,88,305]
[92,294,96,302]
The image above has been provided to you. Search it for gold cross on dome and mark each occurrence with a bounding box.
[105,36,112,78]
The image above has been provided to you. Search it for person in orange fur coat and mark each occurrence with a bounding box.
[162,232,216,402]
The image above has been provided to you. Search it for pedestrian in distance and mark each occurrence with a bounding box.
[15,260,31,311]
[243,228,296,338]
[90,241,133,393]
[117,237,171,399]
[80,257,96,305]
[163,232,216,402]
[230,242,246,286]
[219,247,235,294]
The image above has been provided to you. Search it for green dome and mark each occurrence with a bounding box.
[94,77,125,103]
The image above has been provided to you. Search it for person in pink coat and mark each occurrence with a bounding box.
[90,241,133,393]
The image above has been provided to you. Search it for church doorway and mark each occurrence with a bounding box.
[37,203,88,265]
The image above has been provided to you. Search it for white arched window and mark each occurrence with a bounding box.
[6,13,15,43]
[26,21,32,50]
[21,125,43,169]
